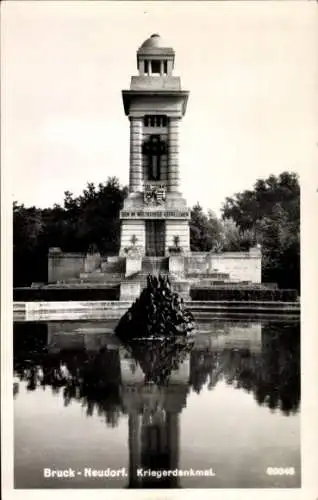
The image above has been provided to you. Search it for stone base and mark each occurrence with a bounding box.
[168,255,185,277]
[171,281,191,301]
[125,256,142,278]
[14,299,300,323]
[120,282,141,301]
[119,220,145,256]
[165,220,190,254]
[184,248,262,283]
[119,192,191,256]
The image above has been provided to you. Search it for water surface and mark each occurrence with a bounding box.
[14,318,300,489]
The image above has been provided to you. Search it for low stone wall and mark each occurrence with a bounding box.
[84,252,101,273]
[185,253,210,274]
[169,255,185,277]
[13,299,300,322]
[186,247,262,283]
[48,249,103,283]
[48,249,86,283]
[47,247,261,285]
[120,282,141,301]
[171,281,191,300]
[125,256,142,277]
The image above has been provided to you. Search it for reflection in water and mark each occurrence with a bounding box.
[121,337,192,488]
[13,320,300,488]
[189,326,300,416]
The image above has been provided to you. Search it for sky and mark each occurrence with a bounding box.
[2,1,317,215]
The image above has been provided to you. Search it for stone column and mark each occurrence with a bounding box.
[129,117,143,193]
[168,117,180,192]
[139,60,145,76]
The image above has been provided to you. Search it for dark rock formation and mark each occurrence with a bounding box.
[115,274,196,341]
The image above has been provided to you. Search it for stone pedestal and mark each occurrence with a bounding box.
[84,252,101,273]
[120,282,141,301]
[119,219,146,256]
[165,219,190,255]
[168,255,185,277]
[249,245,262,258]
[172,281,191,300]
[125,256,142,278]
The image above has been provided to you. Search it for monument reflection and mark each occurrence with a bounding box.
[13,320,300,488]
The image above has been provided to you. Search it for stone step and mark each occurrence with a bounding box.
[100,260,125,273]
[78,272,124,283]
[191,282,252,288]
[186,273,230,280]
[141,257,169,272]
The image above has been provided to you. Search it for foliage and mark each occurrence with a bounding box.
[221,172,300,291]
[221,218,255,252]
[13,177,127,286]
[61,177,128,253]
[221,172,299,232]
[13,171,300,292]
[13,202,47,286]
[189,204,223,252]
[191,288,298,302]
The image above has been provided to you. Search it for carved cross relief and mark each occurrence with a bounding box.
[142,134,167,181]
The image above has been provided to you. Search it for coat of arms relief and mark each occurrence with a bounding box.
[144,184,166,206]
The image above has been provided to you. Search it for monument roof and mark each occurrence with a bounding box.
[140,33,167,49]
[138,33,174,55]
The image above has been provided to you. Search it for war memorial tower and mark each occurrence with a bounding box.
[47,33,262,298]
[120,33,190,257]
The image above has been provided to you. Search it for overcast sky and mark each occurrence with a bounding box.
[2,1,317,215]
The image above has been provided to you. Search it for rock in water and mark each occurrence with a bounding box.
[115,274,196,341]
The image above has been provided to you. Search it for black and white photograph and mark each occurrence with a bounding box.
[1,1,317,498]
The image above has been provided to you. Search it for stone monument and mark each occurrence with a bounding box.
[47,33,262,302]
[119,33,190,259]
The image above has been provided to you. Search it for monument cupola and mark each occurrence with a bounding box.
[137,33,175,77]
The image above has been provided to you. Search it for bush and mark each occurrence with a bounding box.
[190,288,298,302]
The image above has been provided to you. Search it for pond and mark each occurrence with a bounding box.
[13,318,300,489]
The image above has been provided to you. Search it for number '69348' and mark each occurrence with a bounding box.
[266,467,295,476]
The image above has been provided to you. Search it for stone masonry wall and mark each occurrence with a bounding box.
[165,220,190,254]
[209,253,262,283]
[119,220,146,256]
[185,253,210,274]
[186,248,262,283]
[48,250,86,283]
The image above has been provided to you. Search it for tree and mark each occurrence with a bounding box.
[222,171,299,233]
[13,177,128,286]
[13,203,47,286]
[258,204,300,290]
[60,177,128,253]
[221,218,255,252]
[189,204,223,252]
[221,172,300,291]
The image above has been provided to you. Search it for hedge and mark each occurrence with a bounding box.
[190,288,298,302]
